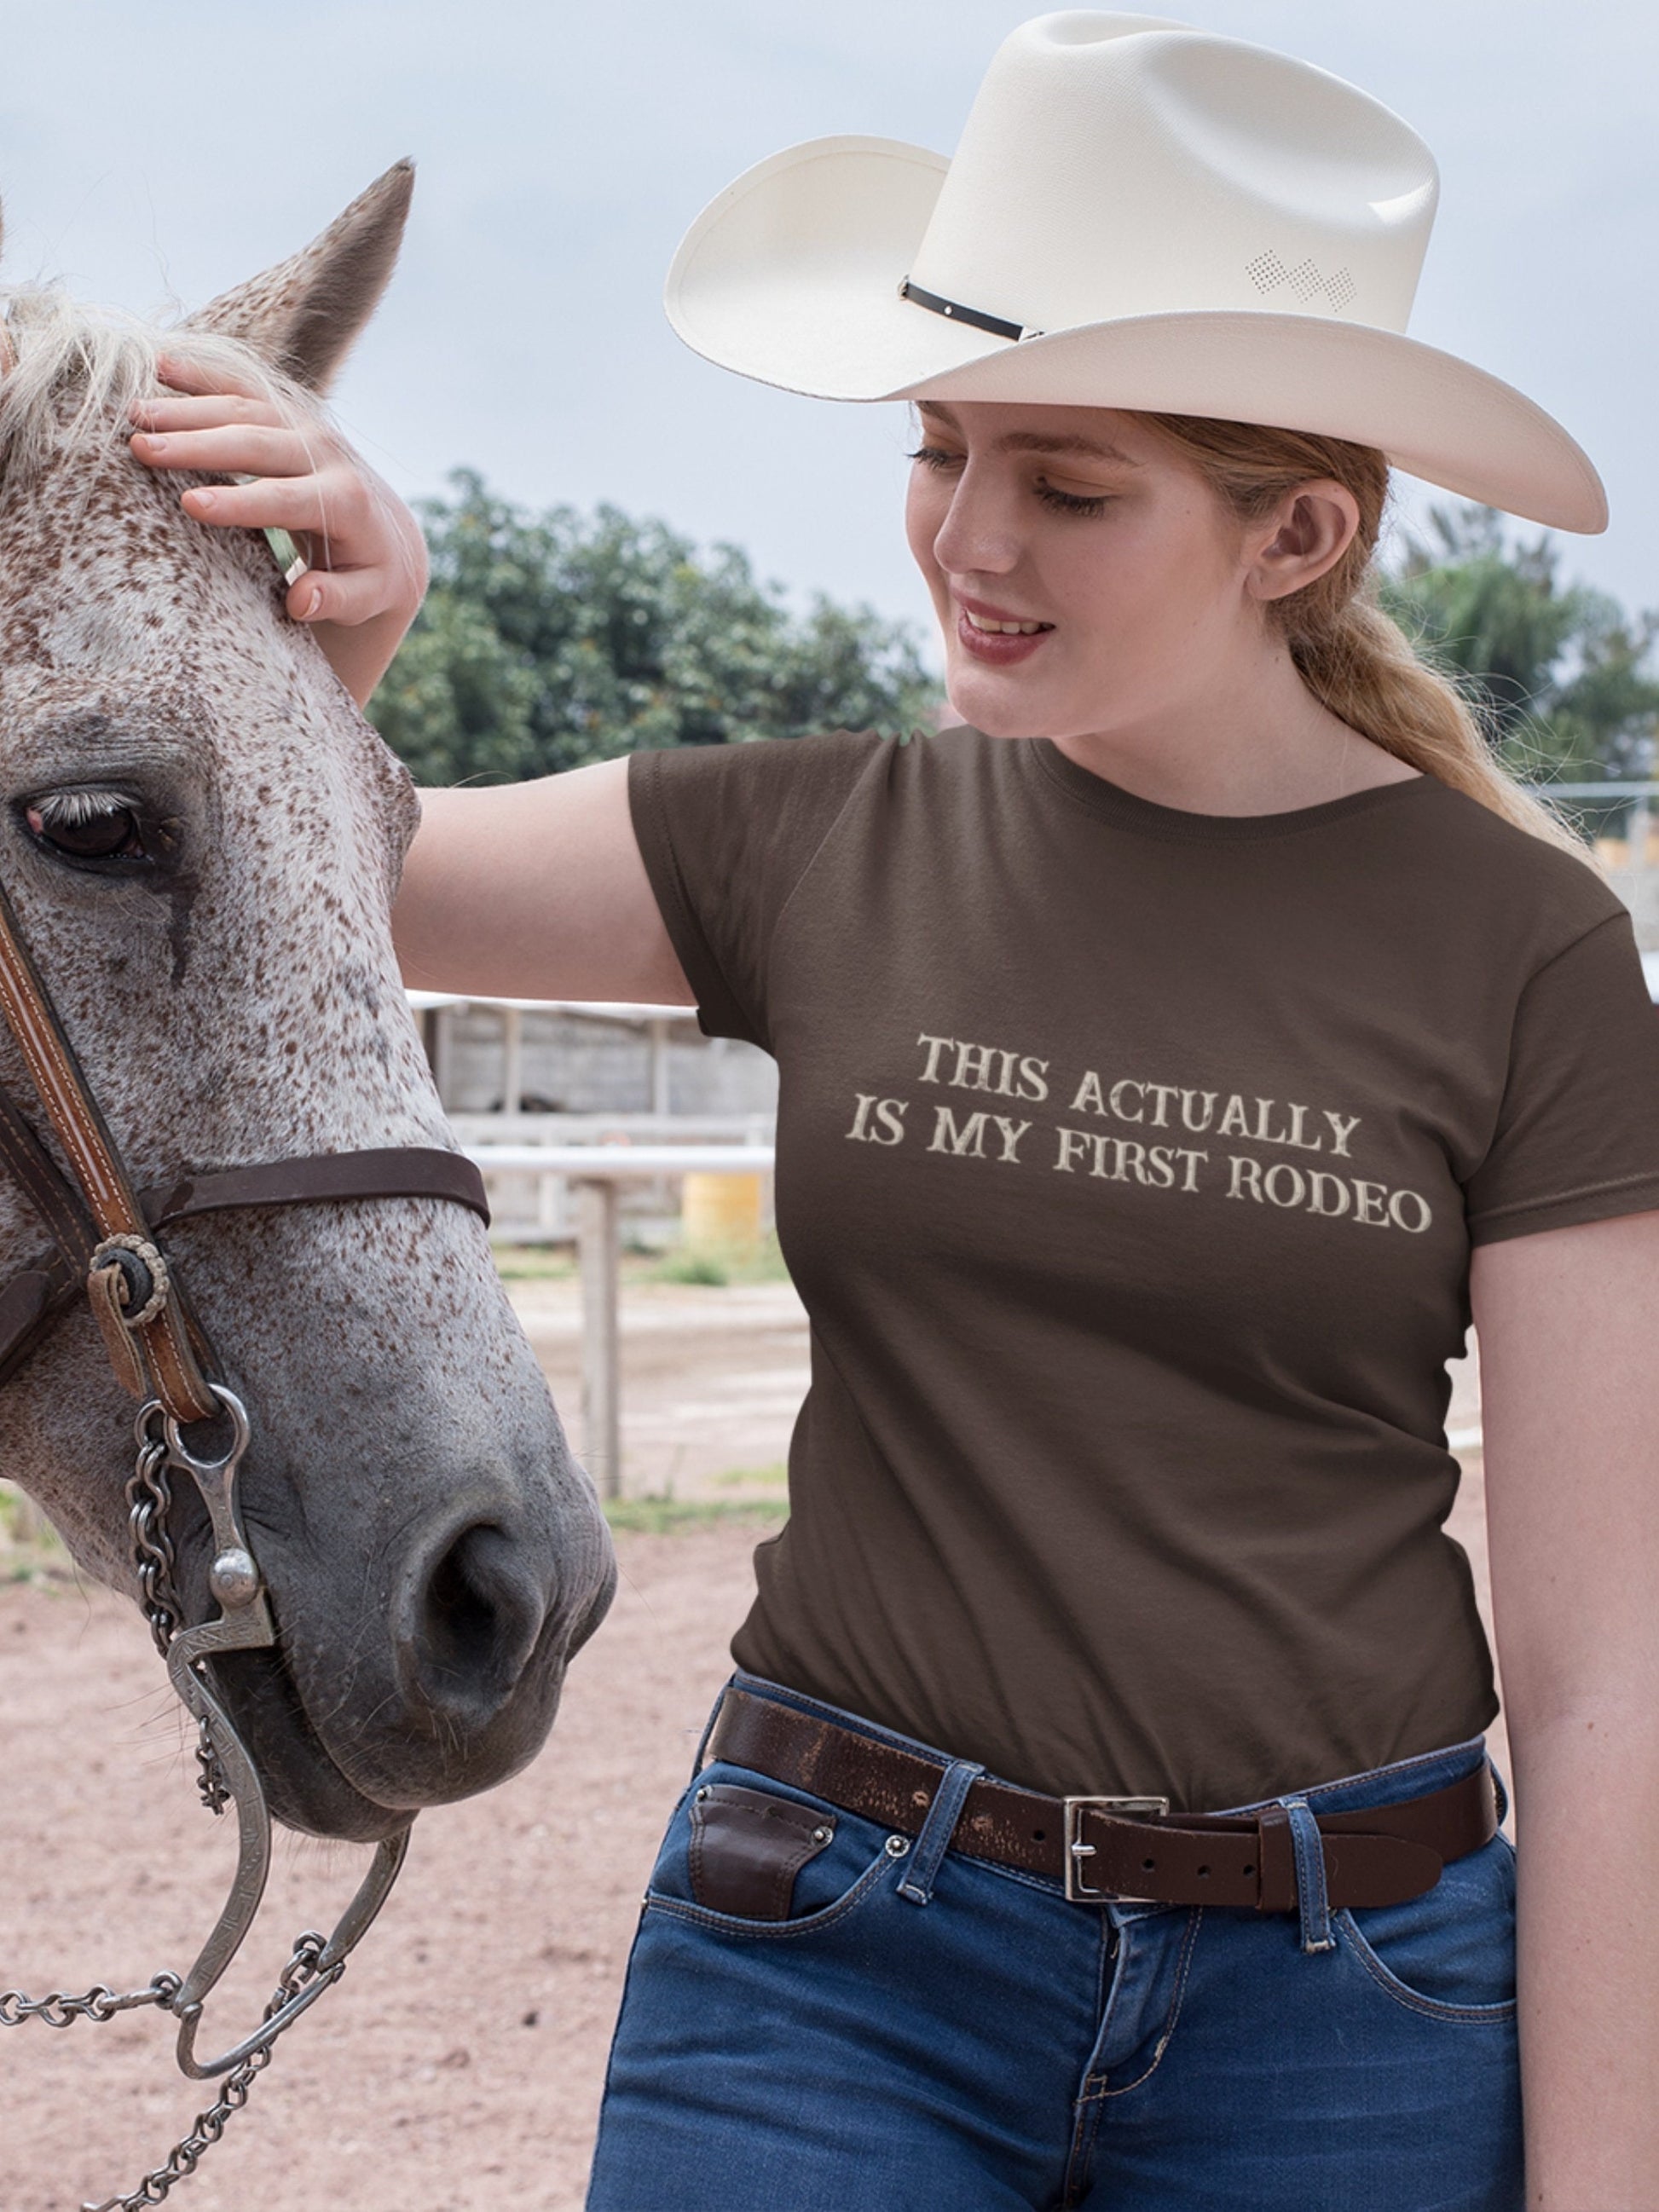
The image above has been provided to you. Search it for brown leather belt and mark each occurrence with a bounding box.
[705,1687,1499,1911]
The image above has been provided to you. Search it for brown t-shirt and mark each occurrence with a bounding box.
[629,725,1659,1811]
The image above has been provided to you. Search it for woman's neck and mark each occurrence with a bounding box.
[1043,650,1420,818]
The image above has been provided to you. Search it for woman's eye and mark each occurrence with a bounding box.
[906,444,963,473]
[1035,481,1112,517]
[23,795,148,863]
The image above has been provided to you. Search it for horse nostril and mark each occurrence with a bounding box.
[405,1521,550,1720]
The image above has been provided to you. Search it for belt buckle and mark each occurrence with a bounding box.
[1062,1795,1171,1904]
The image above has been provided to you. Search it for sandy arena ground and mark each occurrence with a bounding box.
[0,1282,1497,2210]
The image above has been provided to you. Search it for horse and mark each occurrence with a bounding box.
[0,153,615,2074]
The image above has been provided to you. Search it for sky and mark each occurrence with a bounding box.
[4,0,1658,669]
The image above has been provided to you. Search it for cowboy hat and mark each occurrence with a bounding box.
[664,12,1605,533]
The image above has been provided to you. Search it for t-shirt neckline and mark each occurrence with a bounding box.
[1026,734,1436,844]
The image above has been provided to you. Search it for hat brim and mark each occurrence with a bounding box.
[666,136,1607,534]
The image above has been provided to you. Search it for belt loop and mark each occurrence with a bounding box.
[897,1759,984,1906]
[1283,1797,1335,1955]
[1487,1753,1510,1828]
[690,1680,731,1782]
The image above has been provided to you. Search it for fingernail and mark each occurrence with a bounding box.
[137,432,165,452]
[191,487,216,511]
[297,588,322,619]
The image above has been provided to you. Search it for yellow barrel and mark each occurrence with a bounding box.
[680,1170,765,1256]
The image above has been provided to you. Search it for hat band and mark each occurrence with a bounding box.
[899,278,1037,344]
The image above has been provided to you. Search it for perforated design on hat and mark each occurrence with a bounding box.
[1245,251,1356,314]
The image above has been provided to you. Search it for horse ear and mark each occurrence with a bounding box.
[186,161,414,393]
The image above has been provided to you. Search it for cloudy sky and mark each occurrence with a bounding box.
[4,1,1656,667]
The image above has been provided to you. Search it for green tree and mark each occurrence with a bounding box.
[370,471,939,783]
[1380,506,1659,813]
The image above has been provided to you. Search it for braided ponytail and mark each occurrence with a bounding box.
[1142,412,1595,864]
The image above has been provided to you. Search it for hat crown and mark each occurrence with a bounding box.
[909,13,1438,338]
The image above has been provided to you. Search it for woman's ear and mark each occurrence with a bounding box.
[1247,480,1361,604]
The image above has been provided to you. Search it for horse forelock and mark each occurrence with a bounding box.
[0,282,321,489]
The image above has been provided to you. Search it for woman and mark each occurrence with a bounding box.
[131,18,1659,2209]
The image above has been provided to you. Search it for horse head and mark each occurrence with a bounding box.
[0,166,616,1843]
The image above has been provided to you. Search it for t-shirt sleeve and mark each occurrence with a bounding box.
[1464,907,1659,1245]
[627,731,889,1052]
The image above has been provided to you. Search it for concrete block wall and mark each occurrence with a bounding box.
[430,1004,777,1118]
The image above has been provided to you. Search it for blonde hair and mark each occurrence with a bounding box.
[1142,411,1594,863]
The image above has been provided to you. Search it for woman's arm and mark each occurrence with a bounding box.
[130,359,427,707]
[1471,1209,1659,2212]
[395,764,692,1005]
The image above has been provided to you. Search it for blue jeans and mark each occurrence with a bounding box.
[587,1672,1521,2211]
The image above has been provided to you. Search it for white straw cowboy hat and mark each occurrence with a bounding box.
[665,11,1605,533]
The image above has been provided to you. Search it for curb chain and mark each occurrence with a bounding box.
[0,1972,181,2029]
[3,1411,310,2208]
[83,1934,339,2212]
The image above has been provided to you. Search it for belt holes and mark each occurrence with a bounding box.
[911,1789,931,1809]
[1142,1857,1156,1871]
[1032,1828,1046,1842]
[1197,1864,1210,1878]
[1242,1863,1255,1876]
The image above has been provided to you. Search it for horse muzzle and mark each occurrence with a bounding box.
[190,1457,616,1843]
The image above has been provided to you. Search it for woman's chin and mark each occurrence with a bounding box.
[944,678,1058,742]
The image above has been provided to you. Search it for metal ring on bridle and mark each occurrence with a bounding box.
[161,1380,252,1470]
[88,1232,171,1328]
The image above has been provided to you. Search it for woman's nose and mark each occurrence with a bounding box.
[930,472,1021,579]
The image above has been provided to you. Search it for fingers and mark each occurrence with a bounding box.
[124,361,429,650]
[286,566,394,628]
[149,351,270,402]
[130,420,321,481]
[133,392,286,432]
[178,462,373,542]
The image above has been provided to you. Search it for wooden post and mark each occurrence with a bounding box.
[432,1004,458,1108]
[500,1004,524,1114]
[648,1016,671,1118]
[577,1178,622,1499]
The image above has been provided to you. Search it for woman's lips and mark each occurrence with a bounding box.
[955,603,1055,667]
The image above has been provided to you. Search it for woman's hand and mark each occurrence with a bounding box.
[129,355,428,708]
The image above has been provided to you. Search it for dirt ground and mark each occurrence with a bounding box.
[0,1284,1500,2211]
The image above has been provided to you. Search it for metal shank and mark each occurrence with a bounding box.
[150,1387,411,2079]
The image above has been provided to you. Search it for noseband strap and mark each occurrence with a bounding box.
[142,1146,488,1231]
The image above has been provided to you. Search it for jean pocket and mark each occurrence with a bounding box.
[642,1759,909,1941]
[1336,1831,1517,2022]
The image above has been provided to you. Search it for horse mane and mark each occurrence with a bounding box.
[0,283,317,490]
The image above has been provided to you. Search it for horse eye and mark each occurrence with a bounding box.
[23,796,147,863]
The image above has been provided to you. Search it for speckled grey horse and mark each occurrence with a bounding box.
[0,169,615,1841]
